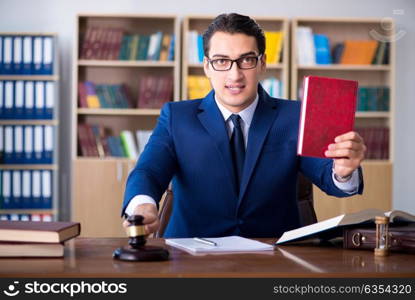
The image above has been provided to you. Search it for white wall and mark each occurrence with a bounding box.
[1,0,414,219]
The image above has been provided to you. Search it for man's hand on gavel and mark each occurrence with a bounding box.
[122,203,160,235]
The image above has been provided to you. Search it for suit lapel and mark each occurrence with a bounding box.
[197,91,238,193]
[238,87,279,205]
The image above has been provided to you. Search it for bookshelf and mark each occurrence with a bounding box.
[72,14,180,237]
[0,33,59,222]
[182,15,289,100]
[291,18,395,220]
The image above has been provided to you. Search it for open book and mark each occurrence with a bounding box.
[166,236,274,254]
[276,209,415,245]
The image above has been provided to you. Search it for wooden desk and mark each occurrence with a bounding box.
[0,238,414,278]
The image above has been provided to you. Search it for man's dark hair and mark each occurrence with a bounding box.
[202,13,265,57]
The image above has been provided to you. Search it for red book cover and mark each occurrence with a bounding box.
[297,76,358,158]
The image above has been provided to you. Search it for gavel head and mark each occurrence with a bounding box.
[126,215,146,248]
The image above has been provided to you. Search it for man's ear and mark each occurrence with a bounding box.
[203,57,211,79]
[260,53,267,70]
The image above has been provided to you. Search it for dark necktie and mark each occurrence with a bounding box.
[229,114,245,189]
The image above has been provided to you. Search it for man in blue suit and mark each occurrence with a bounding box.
[122,13,366,238]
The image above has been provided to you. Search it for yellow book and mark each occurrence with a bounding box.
[265,31,284,64]
[187,75,211,99]
[274,31,284,63]
[86,95,100,108]
[129,35,140,61]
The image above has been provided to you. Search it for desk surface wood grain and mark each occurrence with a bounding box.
[1,238,414,278]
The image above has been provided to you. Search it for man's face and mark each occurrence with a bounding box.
[203,31,266,113]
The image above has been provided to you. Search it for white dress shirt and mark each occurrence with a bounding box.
[125,94,359,216]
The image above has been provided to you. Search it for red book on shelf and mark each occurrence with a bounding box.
[297,76,358,158]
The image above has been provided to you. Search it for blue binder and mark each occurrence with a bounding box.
[3,81,14,119]
[23,125,34,164]
[0,36,3,75]
[2,36,13,75]
[24,81,35,119]
[22,36,33,74]
[33,125,43,164]
[32,36,43,75]
[41,170,52,209]
[34,81,44,119]
[2,170,12,209]
[21,170,32,209]
[14,81,25,119]
[0,81,3,118]
[42,36,54,75]
[44,81,54,119]
[11,170,22,209]
[13,125,24,164]
[13,36,23,75]
[4,126,13,164]
[31,170,41,208]
[43,126,53,164]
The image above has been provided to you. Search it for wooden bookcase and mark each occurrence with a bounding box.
[0,33,59,221]
[72,14,180,237]
[291,18,395,220]
[182,15,289,100]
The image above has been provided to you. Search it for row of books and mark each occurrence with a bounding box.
[80,27,175,61]
[78,81,133,109]
[0,35,54,75]
[0,81,55,119]
[137,75,173,108]
[296,26,389,65]
[357,86,390,111]
[0,170,53,209]
[0,125,54,164]
[78,123,152,160]
[187,75,211,100]
[0,213,53,222]
[356,127,389,160]
[261,77,283,98]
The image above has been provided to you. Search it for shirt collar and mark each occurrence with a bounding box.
[214,94,259,127]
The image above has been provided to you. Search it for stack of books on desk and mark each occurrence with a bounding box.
[0,221,80,257]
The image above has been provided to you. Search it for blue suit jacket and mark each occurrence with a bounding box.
[123,85,363,238]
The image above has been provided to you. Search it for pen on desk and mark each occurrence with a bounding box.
[193,237,217,246]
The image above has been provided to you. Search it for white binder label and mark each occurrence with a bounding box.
[13,37,22,63]
[34,125,43,153]
[25,81,34,109]
[32,171,41,197]
[5,81,13,109]
[15,81,24,109]
[4,126,13,153]
[24,125,33,154]
[45,82,54,108]
[43,37,53,64]
[22,170,31,198]
[42,170,52,198]
[44,126,53,151]
[12,171,21,197]
[2,171,11,198]
[23,36,32,63]
[14,125,23,153]
[33,37,42,64]
[4,37,12,63]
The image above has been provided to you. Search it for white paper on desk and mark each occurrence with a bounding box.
[165,236,274,254]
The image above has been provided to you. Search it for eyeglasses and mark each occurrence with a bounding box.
[207,54,262,71]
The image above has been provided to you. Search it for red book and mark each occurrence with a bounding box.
[297,76,358,158]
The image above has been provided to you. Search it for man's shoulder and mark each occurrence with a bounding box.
[167,98,203,111]
[266,96,301,111]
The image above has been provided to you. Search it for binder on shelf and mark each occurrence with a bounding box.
[24,125,34,163]
[23,36,33,74]
[0,126,3,163]
[3,36,13,75]
[4,81,13,119]
[35,81,44,119]
[13,36,23,75]
[33,125,43,163]
[15,81,24,118]
[41,170,52,209]
[24,81,35,119]
[33,37,42,75]
[14,126,24,164]
[0,81,3,118]
[22,170,31,209]
[43,126,53,164]
[42,37,53,75]
[0,36,3,74]
[32,170,41,209]
[12,170,22,209]
[45,82,54,119]
[4,126,13,164]
[2,171,11,209]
